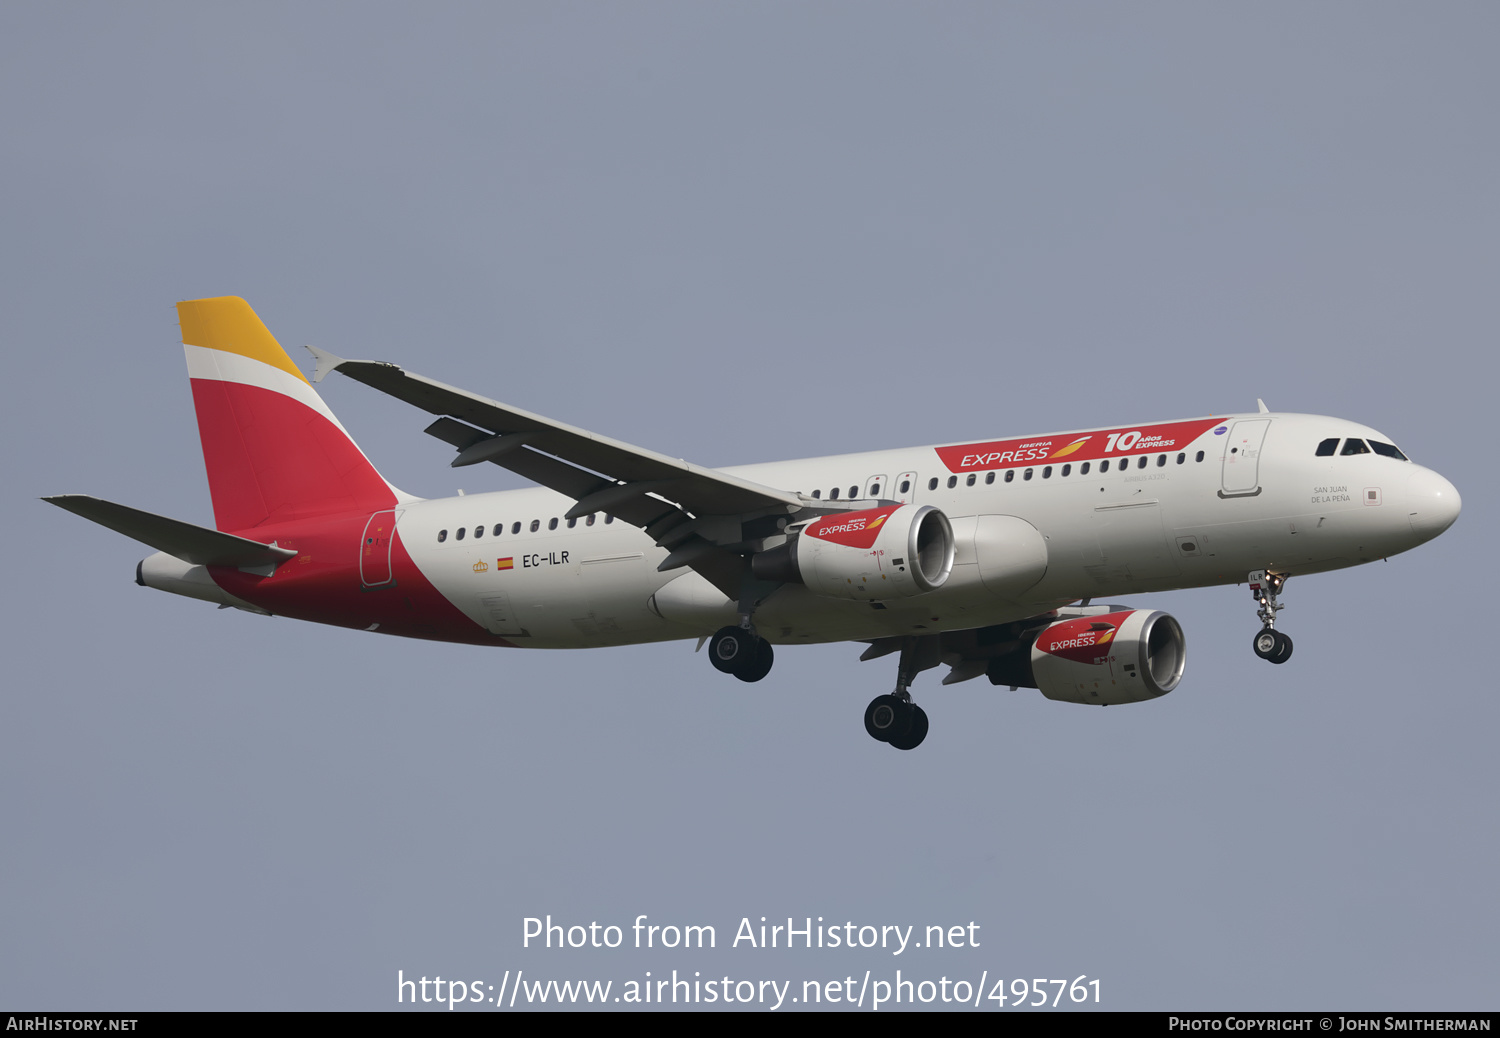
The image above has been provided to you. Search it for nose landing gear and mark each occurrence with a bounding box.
[1249,570,1293,664]
[1252,627,1293,663]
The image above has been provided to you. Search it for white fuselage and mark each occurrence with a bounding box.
[393,411,1455,649]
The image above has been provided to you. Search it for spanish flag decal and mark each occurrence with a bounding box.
[496,557,514,570]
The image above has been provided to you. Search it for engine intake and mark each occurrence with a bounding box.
[752,504,955,601]
[987,609,1185,705]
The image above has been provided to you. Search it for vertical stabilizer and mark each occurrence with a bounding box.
[178,296,401,531]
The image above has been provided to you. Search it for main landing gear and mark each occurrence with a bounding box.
[708,625,774,683]
[863,636,936,751]
[1249,569,1293,664]
[864,695,929,751]
[707,575,780,683]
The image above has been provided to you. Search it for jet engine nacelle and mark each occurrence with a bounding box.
[753,504,955,601]
[987,609,1185,706]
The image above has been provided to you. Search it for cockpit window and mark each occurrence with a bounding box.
[1340,438,1371,456]
[1315,437,1339,457]
[1368,440,1408,461]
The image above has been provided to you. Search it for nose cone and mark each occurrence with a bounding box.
[1407,467,1462,541]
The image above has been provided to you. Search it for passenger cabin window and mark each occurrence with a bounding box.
[928,478,939,491]
[899,480,910,494]
[1042,466,1052,478]
[830,487,840,500]
[965,473,976,486]
[567,517,577,529]
[586,514,596,526]
[1024,468,1034,481]
[947,476,957,489]
[1369,440,1409,461]
[1138,456,1148,469]
[1195,451,1205,462]
[848,485,858,499]
[811,489,821,499]
[1176,454,1184,465]
[530,519,540,532]
[1341,438,1371,456]
[1005,470,1015,483]
[1080,462,1090,475]
[474,525,484,538]
[1061,463,1071,477]
[437,529,448,543]
[1101,460,1110,473]
[869,484,880,496]
[548,518,558,530]
[985,472,995,484]
[605,515,614,524]
[1315,437,1339,457]
[1157,454,1167,467]
[493,524,504,536]
[456,527,466,540]
[512,522,521,534]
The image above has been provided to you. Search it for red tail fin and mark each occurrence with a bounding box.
[178,297,402,531]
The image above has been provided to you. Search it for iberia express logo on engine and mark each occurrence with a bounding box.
[1036,612,1133,665]
[934,418,1223,473]
[804,506,901,550]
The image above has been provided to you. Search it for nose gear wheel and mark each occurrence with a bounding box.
[1252,628,1293,663]
[1248,570,1293,664]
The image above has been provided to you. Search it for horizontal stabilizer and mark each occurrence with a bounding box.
[42,495,298,568]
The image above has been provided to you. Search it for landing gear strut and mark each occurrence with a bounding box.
[707,574,781,683]
[863,636,934,750]
[1249,570,1293,664]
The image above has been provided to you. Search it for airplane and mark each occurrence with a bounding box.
[45,297,1462,750]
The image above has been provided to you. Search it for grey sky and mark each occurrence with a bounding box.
[2,3,1494,1010]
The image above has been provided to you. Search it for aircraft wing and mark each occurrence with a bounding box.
[309,347,812,598]
[310,349,800,516]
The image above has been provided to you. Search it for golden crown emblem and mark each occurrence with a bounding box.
[472,559,489,573]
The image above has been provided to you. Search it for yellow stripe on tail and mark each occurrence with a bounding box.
[176,296,309,385]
